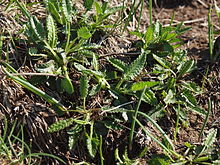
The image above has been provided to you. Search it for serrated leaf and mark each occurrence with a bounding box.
[182,81,202,94]
[177,59,194,78]
[145,25,155,45]
[123,53,146,80]
[47,14,57,48]
[204,129,217,147]
[86,133,99,158]
[94,1,102,15]
[131,81,159,91]
[77,27,92,39]
[108,58,126,72]
[61,75,74,94]
[28,16,45,41]
[35,60,56,73]
[74,63,104,77]
[47,1,63,24]
[48,118,75,132]
[68,124,83,150]
[92,54,99,71]
[181,90,197,106]
[62,0,72,22]
[84,0,94,11]
[80,74,89,98]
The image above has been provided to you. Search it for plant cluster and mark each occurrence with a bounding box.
[0,0,219,164]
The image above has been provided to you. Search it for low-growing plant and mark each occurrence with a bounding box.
[0,117,65,164]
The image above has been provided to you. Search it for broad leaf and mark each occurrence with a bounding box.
[145,25,154,45]
[61,75,74,94]
[77,27,92,39]
[164,89,176,104]
[84,0,94,11]
[131,81,159,91]
[181,90,197,106]
[86,133,100,158]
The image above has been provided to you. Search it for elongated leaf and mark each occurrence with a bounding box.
[143,89,158,105]
[94,1,102,15]
[188,106,206,116]
[30,16,45,41]
[153,54,170,69]
[47,1,63,24]
[48,118,75,132]
[123,53,146,80]
[181,90,197,106]
[74,63,104,77]
[177,60,194,78]
[204,129,217,147]
[89,84,102,96]
[62,0,72,22]
[68,124,83,150]
[131,81,159,91]
[80,74,89,98]
[92,54,99,71]
[86,133,99,158]
[47,14,57,48]
[108,58,126,72]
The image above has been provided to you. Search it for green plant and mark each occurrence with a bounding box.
[0,117,65,164]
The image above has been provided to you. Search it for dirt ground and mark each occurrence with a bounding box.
[0,0,219,164]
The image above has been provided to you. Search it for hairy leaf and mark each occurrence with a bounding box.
[48,118,75,132]
[123,53,146,80]
[35,60,56,73]
[80,74,89,98]
[62,0,72,22]
[68,124,83,150]
[47,14,58,48]
[108,58,126,72]
[86,133,99,158]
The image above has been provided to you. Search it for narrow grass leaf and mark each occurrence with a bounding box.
[108,58,126,72]
[124,53,146,80]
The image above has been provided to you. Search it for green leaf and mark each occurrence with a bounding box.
[47,1,63,24]
[164,89,176,104]
[86,133,100,158]
[29,16,45,41]
[145,24,155,45]
[204,129,217,148]
[74,63,104,77]
[142,89,158,105]
[68,124,83,150]
[188,106,206,116]
[123,53,146,80]
[77,27,92,39]
[94,1,102,15]
[108,58,126,72]
[131,81,159,91]
[84,0,94,11]
[181,90,197,106]
[182,81,202,94]
[46,14,57,48]
[62,0,72,22]
[35,60,56,73]
[153,54,171,69]
[61,75,74,94]
[92,54,99,71]
[177,59,194,78]
[80,74,89,98]
[48,118,75,132]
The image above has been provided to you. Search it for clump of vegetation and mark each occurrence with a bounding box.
[0,0,219,164]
